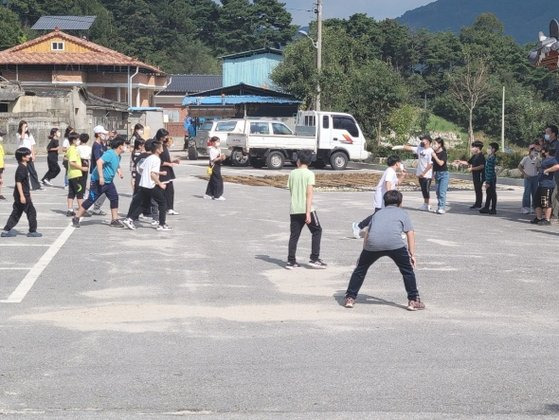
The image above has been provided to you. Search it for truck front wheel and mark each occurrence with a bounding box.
[266,151,285,170]
[330,151,348,170]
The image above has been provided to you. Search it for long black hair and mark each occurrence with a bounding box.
[434,137,446,150]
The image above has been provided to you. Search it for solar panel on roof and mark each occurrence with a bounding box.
[32,16,96,31]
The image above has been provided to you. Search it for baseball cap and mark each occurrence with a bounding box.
[93,125,109,135]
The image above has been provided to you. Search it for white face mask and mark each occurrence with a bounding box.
[138,130,144,136]
[545,134,551,141]
[76,140,81,146]
[0,136,3,142]
[215,142,221,148]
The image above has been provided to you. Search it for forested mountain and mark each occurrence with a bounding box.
[0,0,296,74]
[399,0,559,44]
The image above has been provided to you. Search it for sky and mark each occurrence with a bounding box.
[283,0,436,25]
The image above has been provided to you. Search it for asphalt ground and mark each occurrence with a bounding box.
[0,153,558,418]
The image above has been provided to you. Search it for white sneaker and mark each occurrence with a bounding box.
[167,209,179,215]
[203,194,212,200]
[150,219,159,226]
[156,224,172,231]
[419,203,431,211]
[351,222,361,239]
[122,218,136,230]
[436,208,446,214]
[521,207,530,214]
[213,196,226,201]
[42,179,53,186]
[139,214,152,221]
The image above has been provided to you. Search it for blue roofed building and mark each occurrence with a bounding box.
[221,48,283,89]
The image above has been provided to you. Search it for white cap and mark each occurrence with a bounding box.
[93,125,108,135]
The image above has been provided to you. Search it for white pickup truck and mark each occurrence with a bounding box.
[227,111,370,170]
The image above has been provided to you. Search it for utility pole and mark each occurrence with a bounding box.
[315,0,322,112]
[501,85,505,151]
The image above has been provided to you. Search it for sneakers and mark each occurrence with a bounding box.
[156,224,172,231]
[351,222,361,239]
[121,218,136,230]
[419,203,431,211]
[72,217,80,228]
[309,259,327,269]
[285,261,300,270]
[42,179,53,186]
[469,205,481,210]
[1,230,16,237]
[150,219,159,226]
[479,208,489,214]
[436,208,446,214]
[138,214,152,221]
[489,209,497,215]
[167,209,179,215]
[27,231,42,237]
[203,194,212,200]
[540,219,551,225]
[213,196,226,201]
[530,217,542,224]
[66,210,75,217]
[91,209,107,216]
[109,219,123,227]
[344,296,355,308]
[407,299,426,311]
[521,207,531,214]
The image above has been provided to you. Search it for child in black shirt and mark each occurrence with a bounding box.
[1,147,42,237]
[41,127,61,186]
[454,141,486,209]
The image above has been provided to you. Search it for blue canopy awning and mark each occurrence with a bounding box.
[182,95,301,107]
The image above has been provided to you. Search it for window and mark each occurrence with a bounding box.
[333,116,359,137]
[51,42,64,51]
[322,116,329,129]
[200,121,215,131]
[272,123,292,135]
[216,121,238,132]
[163,110,179,123]
[0,103,8,113]
[303,115,316,127]
[250,122,270,135]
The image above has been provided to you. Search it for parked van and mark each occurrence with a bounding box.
[227,111,370,170]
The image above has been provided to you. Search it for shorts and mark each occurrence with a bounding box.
[68,177,84,199]
[536,186,554,208]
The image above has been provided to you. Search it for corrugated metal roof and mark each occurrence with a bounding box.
[187,83,294,99]
[182,95,300,106]
[162,75,221,94]
[32,16,96,31]
[220,48,283,60]
[128,107,163,112]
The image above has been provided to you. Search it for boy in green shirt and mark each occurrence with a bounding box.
[286,150,327,269]
[0,129,5,200]
[65,132,88,216]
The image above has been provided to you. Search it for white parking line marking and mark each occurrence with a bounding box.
[426,239,459,247]
[0,244,51,247]
[0,267,32,270]
[1,223,75,304]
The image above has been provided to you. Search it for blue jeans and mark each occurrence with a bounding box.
[435,171,449,210]
[522,176,538,209]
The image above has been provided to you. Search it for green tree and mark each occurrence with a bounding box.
[0,7,26,49]
[253,0,296,48]
[214,0,256,54]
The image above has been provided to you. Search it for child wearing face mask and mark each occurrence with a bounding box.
[0,129,5,199]
[518,144,541,214]
[431,137,449,214]
[352,155,405,239]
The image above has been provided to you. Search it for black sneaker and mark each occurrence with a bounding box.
[309,259,327,269]
[469,205,481,209]
[27,232,42,237]
[285,261,300,270]
[489,209,497,215]
[540,219,551,225]
[479,208,489,214]
[72,217,80,228]
[109,219,123,227]
[66,210,75,217]
[530,217,542,224]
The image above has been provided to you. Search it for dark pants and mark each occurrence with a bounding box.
[419,177,432,200]
[288,211,322,263]
[483,180,497,211]
[42,155,61,181]
[345,247,419,301]
[206,164,223,198]
[3,199,37,233]
[82,181,118,210]
[80,171,88,195]
[27,160,41,190]
[357,208,381,230]
[164,181,174,209]
[127,186,167,226]
[472,171,484,207]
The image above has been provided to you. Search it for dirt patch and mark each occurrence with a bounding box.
[196,172,475,191]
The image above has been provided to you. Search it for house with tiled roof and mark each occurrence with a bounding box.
[0,28,168,108]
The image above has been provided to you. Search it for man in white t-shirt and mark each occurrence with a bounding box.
[352,155,405,238]
[122,140,170,231]
[393,134,434,211]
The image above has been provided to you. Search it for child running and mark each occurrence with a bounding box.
[1,148,42,237]
[344,190,424,311]
[65,132,88,217]
[286,150,327,269]
[41,128,61,186]
[122,141,170,231]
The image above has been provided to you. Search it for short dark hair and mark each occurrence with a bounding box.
[386,155,401,167]
[384,190,403,206]
[64,126,74,139]
[155,128,169,141]
[68,132,80,144]
[150,141,163,153]
[15,147,31,162]
[110,136,126,149]
[133,138,145,151]
[297,150,313,165]
[472,141,484,149]
[547,124,558,136]
[79,133,89,144]
[420,134,432,143]
[489,142,499,152]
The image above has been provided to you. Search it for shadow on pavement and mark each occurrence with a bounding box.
[333,292,408,310]
[255,254,285,268]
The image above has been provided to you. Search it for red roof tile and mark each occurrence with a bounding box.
[0,29,163,74]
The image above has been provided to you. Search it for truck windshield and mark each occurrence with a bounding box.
[200,122,214,131]
[333,116,359,137]
[272,123,292,135]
